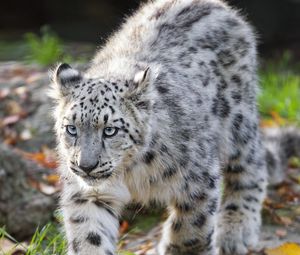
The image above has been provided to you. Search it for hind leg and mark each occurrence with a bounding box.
[217,115,267,255]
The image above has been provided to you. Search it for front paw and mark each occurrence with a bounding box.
[158,239,184,255]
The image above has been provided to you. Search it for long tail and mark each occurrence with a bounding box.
[262,127,300,185]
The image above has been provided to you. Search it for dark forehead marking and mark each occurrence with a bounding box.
[109,105,115,114]
[70,104,77,110]
[104,84,113,92]
[104,114,108,124]
[113,118,123,123]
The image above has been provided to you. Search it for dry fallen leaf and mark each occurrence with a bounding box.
[0,238,26,254]
[1,115,21,126]
[26,72,44,84]
[19,129,32,141]
[6,100,23,115]
[260,119,278,128]
[270,111,286,126]
[27,176,60,195]
[120,221,130,234]
[27,177,40,190]
[3,128,19,145]
[11,65,27,77]
[45,174,60,185]
[18,148,58,169]
[275,229,287,238]
[276,183,300,202]
[278,216,292,226]
[0,88,10,99]
[265,242,300,255]
[39,182,59,195]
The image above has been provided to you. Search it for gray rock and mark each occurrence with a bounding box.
[0,143,57,240]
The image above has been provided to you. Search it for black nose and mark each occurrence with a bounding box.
[78,161,99,174]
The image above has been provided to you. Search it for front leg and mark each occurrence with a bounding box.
[61,181,130,255]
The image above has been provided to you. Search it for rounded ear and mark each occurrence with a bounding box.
[133,67,151,90]
[127,67,151,97]
[52,63,82,97]
[124,67,155,111]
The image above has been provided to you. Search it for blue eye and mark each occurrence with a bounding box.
[103,127,118,138]
[66,125,77,136]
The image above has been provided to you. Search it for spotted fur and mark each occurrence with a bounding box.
[49,0,291,254]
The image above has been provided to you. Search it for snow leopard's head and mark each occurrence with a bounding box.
[50,63,155,185]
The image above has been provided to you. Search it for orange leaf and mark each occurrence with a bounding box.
[27,177,40,191]
[4,136,18,146]
[45,174,60,185]
[119,221,129,234]
[270,111,286,125]
[265,243,300,255]
[18,150,58,169]
[260,119,278,128]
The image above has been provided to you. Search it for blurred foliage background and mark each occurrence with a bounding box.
[2,0,298,124]
[1,0,300,61]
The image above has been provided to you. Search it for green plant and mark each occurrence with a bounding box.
[26,224,66,255]
[0,224,140,255]
[25,26,65,66]
[0,224,66,255]
[258,54,300,124]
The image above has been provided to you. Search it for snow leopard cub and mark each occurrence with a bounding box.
[50,0,267,254]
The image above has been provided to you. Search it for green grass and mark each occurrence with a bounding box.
[26,224,66,255]
[0,26,93,65]
[0,224,138,255]
[0,208,162,255]
[24,26,68,66]
[0,224,66,255]
[0,26,67,66]
[259,54,300,124]
[126,210,161,234]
